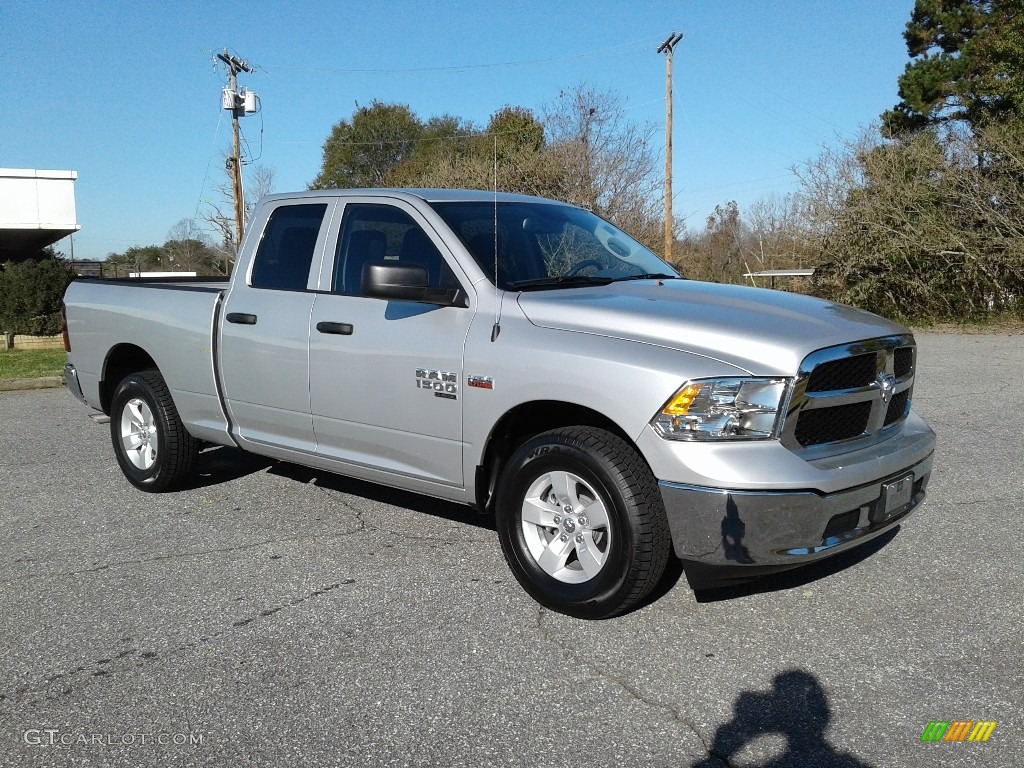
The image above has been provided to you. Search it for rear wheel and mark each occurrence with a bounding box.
[495,427,671,619]
[110,370,198,492]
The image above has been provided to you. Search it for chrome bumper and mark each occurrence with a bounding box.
[64,363,87,405]
[660,452,933,576]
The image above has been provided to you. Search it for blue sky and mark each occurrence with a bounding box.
[1,0,915,262]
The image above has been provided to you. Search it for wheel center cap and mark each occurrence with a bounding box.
[562,518,577,533]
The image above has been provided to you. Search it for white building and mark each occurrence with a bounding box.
[0,168,80,260]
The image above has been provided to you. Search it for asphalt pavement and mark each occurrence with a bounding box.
[0,332,1020,768]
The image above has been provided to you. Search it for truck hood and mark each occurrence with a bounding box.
[515,279,907,376]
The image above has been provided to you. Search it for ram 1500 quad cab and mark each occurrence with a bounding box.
[63,189,935,618]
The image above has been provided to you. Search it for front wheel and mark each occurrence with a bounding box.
[495,427,671,619]
[110,370,199,492]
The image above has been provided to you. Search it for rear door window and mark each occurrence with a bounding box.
[250,204,328,291]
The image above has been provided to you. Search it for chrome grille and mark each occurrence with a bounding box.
[894,347,913,379]
[884,389,910,425]
[805,353,876,392]
[781,335,917,454]
[794,401,872,446]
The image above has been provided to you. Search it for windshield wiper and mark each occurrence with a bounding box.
[508,275,614,291]
[612,273,681,282]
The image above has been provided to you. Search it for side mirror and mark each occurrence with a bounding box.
[362,262,427,301]
[360,262,466,307]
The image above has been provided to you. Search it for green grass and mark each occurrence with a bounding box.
[0,348,67,380]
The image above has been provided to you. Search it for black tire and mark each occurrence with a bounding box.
[495,427,671,619]
[109,370,199,492]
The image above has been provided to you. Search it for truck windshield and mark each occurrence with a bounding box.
[429,201,680,291]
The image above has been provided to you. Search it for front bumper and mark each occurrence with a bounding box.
[661,451,933,585]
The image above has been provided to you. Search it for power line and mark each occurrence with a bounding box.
[193,108,225,223]
[240,99,264,165]
[261,38,656,75]
[674,173,798,200]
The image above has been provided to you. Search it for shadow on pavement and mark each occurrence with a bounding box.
[181,447,897,609]
[692,669,873,768]
[268,460,497,531]
[638,526,897,613]
[692,527,899,603]
[180,445,276,490]
[181,444,495,530]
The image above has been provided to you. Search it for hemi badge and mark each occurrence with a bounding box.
[467,375,494,390]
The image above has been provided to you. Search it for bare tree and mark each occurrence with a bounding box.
[543,86,663,254]
[745,194,817,272]
[796,124,1024,320]
[792,129,878,242]
[202,162,277,273]
[705,201,748,283]
[165,218,213,273]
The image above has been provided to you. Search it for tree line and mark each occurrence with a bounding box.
[310,85,665,253]
[104,218,226,277]
[304,89,827,295]
[11,0,1022,335]
[304,1,1023,323]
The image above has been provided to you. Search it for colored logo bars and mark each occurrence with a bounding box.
[921,721,997,742]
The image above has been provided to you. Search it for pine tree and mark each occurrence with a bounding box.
[882,0,1024,134]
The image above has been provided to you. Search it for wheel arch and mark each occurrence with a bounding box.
[475,400,642,513]
[100,343,158,414]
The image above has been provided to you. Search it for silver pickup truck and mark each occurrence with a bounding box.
[64,189,935,618]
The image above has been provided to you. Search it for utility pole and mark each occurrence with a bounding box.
[217,50,254,270]
[658,31,683,263]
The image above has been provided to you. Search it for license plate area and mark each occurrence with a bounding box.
[873,473,914,523]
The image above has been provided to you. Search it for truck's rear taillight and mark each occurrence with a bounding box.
[61,303,70,352]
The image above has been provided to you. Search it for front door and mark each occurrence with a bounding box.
[308,200,475,487]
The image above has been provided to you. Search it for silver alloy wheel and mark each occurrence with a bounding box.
[520,470,611,584]
[120,397,158,471]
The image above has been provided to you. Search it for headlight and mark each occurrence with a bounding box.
[651,378,789,441]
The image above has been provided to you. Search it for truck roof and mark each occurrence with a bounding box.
[259,188,575,206]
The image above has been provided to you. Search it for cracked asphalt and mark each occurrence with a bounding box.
[0,332,1021,767]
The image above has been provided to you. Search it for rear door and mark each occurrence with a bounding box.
[308,199,475,487]
[220,199,335,453]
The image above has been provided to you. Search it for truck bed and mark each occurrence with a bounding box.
[64,277,232,444]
